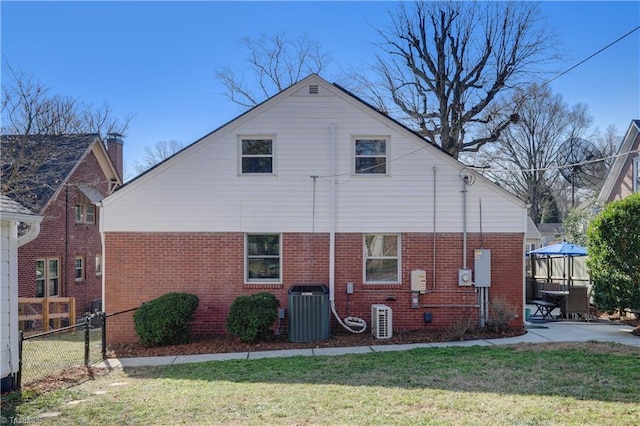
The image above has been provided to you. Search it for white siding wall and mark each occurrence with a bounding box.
[1,220,19,378]
[103,79,525,234]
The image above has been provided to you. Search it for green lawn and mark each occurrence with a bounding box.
[4,342,640,425]
[20,329,103,384]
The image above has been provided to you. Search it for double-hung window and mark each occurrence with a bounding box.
[75,190,95,224]
[354,138,388,174]
[75,256,85,282]
[246,234,281,282]
[240,137,274,174]
[75,202,95,224]
[95,254,103,276]
[363,234,401,283]
[36,258,60,297]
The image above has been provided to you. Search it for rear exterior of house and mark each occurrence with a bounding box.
[102,75,527,344]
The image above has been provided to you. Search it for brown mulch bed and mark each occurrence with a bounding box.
[108,326,527,359]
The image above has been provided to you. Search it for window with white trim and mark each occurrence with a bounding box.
[363,234,401,283]
[95,254,102,276]
[36,258,60,297]
[633,157,640,193]
[240,137,274,174]
[74,256,85,282]
[246,234,281,282]
[354,138,388,174]
[75,202,95,224]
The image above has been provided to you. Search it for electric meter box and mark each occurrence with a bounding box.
[411,269,427,293]
[458,269,473,286]
[474,249,491,287]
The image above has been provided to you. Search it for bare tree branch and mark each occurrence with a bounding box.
[355,1,558,159]
[131,140,185,176]
[214,31,332,108]
[475,84,594,223]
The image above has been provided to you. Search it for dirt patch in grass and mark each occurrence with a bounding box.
[108,326,526,359]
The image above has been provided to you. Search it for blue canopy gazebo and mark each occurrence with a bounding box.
[527,241,588,289]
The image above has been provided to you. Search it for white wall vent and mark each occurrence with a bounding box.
[309,84,319,94]
[371,304,392,339]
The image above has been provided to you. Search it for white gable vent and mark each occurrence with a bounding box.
[308,84,319,94]
[371,304,392,339]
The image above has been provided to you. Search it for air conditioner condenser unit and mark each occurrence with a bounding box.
[371,304,392,339]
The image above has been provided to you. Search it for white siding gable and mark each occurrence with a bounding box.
[103,76,526,234]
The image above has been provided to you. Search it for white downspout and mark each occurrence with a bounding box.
[328,123,366,333]
[329,124,337,302]
[17,221,41,247]
[99,201,106,312]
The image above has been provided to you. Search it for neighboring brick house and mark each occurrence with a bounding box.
[102,75,528,345]
[1,133,123,322]
[598,119,640,203]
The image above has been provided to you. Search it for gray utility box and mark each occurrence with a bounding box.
[288,285,330,343]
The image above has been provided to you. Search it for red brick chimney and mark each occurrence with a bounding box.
[106,133,124,180]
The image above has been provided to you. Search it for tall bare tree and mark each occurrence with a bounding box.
[1,66,130,137]
[359,1,557,159]
[131,140,185,176]
[475,84,595,224]
[1,66,130,205]
[215,31,332,108]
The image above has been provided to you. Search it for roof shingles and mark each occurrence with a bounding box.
[1,134,100,213]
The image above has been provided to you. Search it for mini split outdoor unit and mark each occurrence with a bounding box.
[371,304,392,339]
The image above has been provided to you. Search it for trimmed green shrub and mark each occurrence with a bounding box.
[226,292,280,342]
[587,192,640,315]
[134,292,199,347]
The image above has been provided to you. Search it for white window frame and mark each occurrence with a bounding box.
[74,256,85,282]
[75,204,95,224]
[95,254,102,276]
[633,157,640,193]
[363,234,401,284]
[238,135,276,175]
[245,233,282,283]
[36,258,60,297]
[353,136,389,175]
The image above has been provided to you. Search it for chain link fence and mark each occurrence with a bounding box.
[17,313,106,387]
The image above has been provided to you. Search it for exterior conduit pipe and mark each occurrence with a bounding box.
[461,175,468,270]
[432,166,437,292]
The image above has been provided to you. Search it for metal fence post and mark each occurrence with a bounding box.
[16,330,24,390]
[101,312,107,360]
[84,315,91,367]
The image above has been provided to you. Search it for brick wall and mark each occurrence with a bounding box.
[105,231,524,344]
[18,150,108,319]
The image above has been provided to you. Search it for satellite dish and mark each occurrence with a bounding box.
[556,137,606,206]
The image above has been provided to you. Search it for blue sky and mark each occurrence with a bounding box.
[2,1,639,177]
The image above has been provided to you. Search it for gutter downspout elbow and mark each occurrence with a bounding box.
[17,221,41,247]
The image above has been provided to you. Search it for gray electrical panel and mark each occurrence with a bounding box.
[474,249,491,287]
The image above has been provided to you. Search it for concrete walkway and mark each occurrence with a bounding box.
[96,319,638,369]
